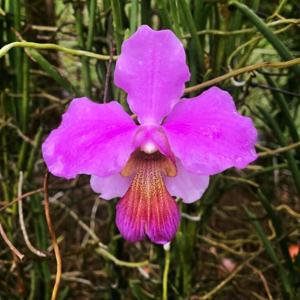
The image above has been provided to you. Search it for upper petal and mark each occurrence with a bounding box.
[42,98,137,179]
[163,87,257,175]
[114,25,190,125]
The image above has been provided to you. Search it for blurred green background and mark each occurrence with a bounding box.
[1,0,300,299]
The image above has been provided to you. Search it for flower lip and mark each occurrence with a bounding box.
[117,150,179,244]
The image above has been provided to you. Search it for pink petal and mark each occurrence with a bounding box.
[165,160,209,203]
[90,174,131,200]
[163,87,257,175]
[116,151,180,244]
[114,25,190,124]
[42,98,137,179]
[116,188,180,244]
[146,195,180,244]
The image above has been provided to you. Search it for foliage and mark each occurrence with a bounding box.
[0,0,300,299]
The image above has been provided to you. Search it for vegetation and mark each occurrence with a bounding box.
[0,0,300,299]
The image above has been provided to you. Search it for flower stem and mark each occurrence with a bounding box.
[162,243,171,300]
[95,248,149,268]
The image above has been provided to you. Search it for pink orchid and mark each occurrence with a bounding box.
[42,26,257,244]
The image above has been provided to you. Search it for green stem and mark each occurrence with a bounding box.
[20,55,29,131]
[264,76,299,143]
[87,0,97,51]
[181,19,300,38]
[12,0,22,94]
[110,0,123,53]
[162,244,171,300]
[74,5,92,97]
[178,0,204,72]
[268,0,287,20]
[130,0,139,35]
[141,0,151,26]
[169,0,181,36]
[95,247,149,268]
[0,41,116,60]
[215,5,228,74]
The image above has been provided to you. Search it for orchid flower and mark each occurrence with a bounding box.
[42,25,257,245]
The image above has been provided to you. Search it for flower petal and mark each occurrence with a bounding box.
[146,193,180,244]
[116,187,180,244]
[42,98,137,179]
[90,174,131,200]
[163,87,257,175]
[165,160,209,203]
[114,25,190,124]
[116,151,180,244]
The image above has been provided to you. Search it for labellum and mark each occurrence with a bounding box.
[117,151,180,244]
